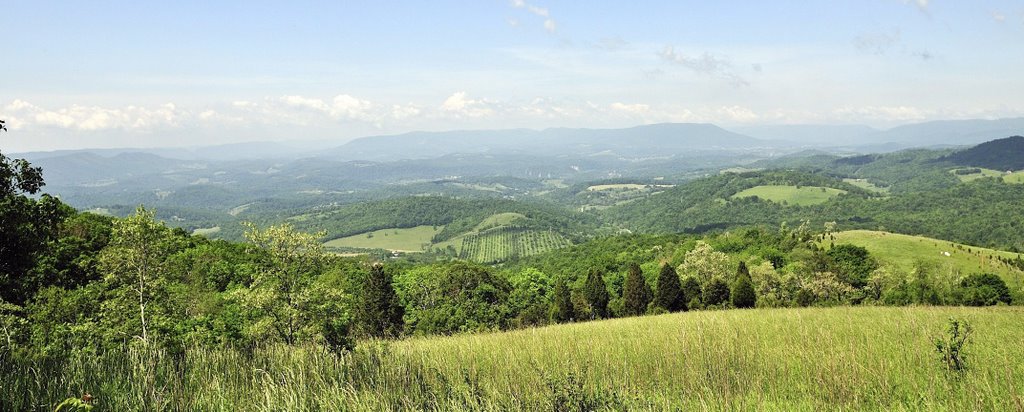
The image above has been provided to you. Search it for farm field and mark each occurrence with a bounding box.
[323,225,442,252]
[8,306,1021,410]
[586,183,674,191]
[454,227,572,263]
[821,230,1024,288]
[731,185,846,206]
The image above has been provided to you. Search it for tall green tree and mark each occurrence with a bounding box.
[356,263,404,338]
[681,276,702,309]
[99,206,182,344]
[583,269,610,319]
[731,262,756,308]
[654,264,684,312]
[622,263,651,316]
[235,222,347,346]
[703,277,731,307]
[550,277,574,323]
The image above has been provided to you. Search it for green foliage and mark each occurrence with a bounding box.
[53,396,94,412]
[731,263,756,309]
[355,263,404,339]
[824,244,877,287]
[703,278,731,307]
[654,264,684,312]
[397,262,511,335]
[507,268,553,328]
[233,222,348,346]
[550,278,574,323]
[935,317,972,374]
[622,263,651,316]
[958,273,1012,306]
[582,269,610,319]
[680,276,702,309]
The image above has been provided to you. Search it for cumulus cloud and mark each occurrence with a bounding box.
[658,46,749,86]
[2,100,184,131]
[510,0,558,34]
[609,102,650,115]
[441,92,496,118]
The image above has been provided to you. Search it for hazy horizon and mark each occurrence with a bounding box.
[3,1,1024,152]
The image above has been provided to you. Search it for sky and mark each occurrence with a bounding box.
[2,0,1024,151]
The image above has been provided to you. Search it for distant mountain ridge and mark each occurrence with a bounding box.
[944,135,1024,171]
[325,123,767,160]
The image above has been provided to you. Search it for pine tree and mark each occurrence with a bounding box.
[583,269,610,319]
[731,262,756,308]
[357,263,405,338]
[654,264,684,312]
[550,277,574,323]
[622,263,651,316]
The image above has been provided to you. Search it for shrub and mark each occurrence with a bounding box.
[934,317,972,374]
[958,273,1012,306]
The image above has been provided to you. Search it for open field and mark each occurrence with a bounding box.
[586,183,674,191]
[6,306,1022,411]
[821,230,1024,288]
[843,178,890,193]
[455,227,572,263]
[323,225,442,252]
[732,185,846,206]
[951,167,1024,184]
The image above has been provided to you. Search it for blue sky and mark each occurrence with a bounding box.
[2,0,1024,151]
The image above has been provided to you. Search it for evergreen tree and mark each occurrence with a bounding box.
[654,264,684,312]
[550,278,574,323]
[731,262,756,308]
[357,263,405,338]
[622,263,651,316]
[583,269,610,319]
[681,276,702,308]
[703,277,731,307]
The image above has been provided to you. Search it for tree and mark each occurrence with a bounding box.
[679,241,732,284]
[99,206,181,344]
[583,269,610,319]
[550,277,574,323]
[654,264,684,312]
[356,263,404,338]
[622,263,651,316]
[680,276,702,309]
[235,222,347,346]
[825,244,877,288]
[731,262,756,308]
[958,273,1012,306]
[703,277,731,307]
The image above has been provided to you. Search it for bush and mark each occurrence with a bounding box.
[958,273,1012,306]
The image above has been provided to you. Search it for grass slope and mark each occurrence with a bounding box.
[822,230,1024,288]
[11,306,1021,410]
[732,185,846,206]
[323,225,442,252]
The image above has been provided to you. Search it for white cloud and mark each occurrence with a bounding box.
[903,0,929,13]
[2,100,184,131]
[658,46,749,86]
[992,12,1006,22]
[609,102,649,115]
[510,0,557,34]
[441,92,495,118]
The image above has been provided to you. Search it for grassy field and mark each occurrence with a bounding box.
[6,306,1022,411]
[843,178,890,194]
[192,226,221,236]
[821,230,1024,289]
[323,225,442,252]
[586,183,674,191]
[951,167,1024,184]
[732,185,847,206]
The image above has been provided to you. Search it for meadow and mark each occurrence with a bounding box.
[731,185,846,206]
[5,306,1021,411]
[323,225,442,252]
[822,230,1024,289]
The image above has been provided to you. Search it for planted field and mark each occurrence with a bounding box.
[731,185,846,206]
[821,230,1024,288]
[586,183,674,191]
[457,227,572,263]
[323,225,442,252]
[8,306,1022,410]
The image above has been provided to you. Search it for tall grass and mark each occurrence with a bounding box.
[3,306,1022,411]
